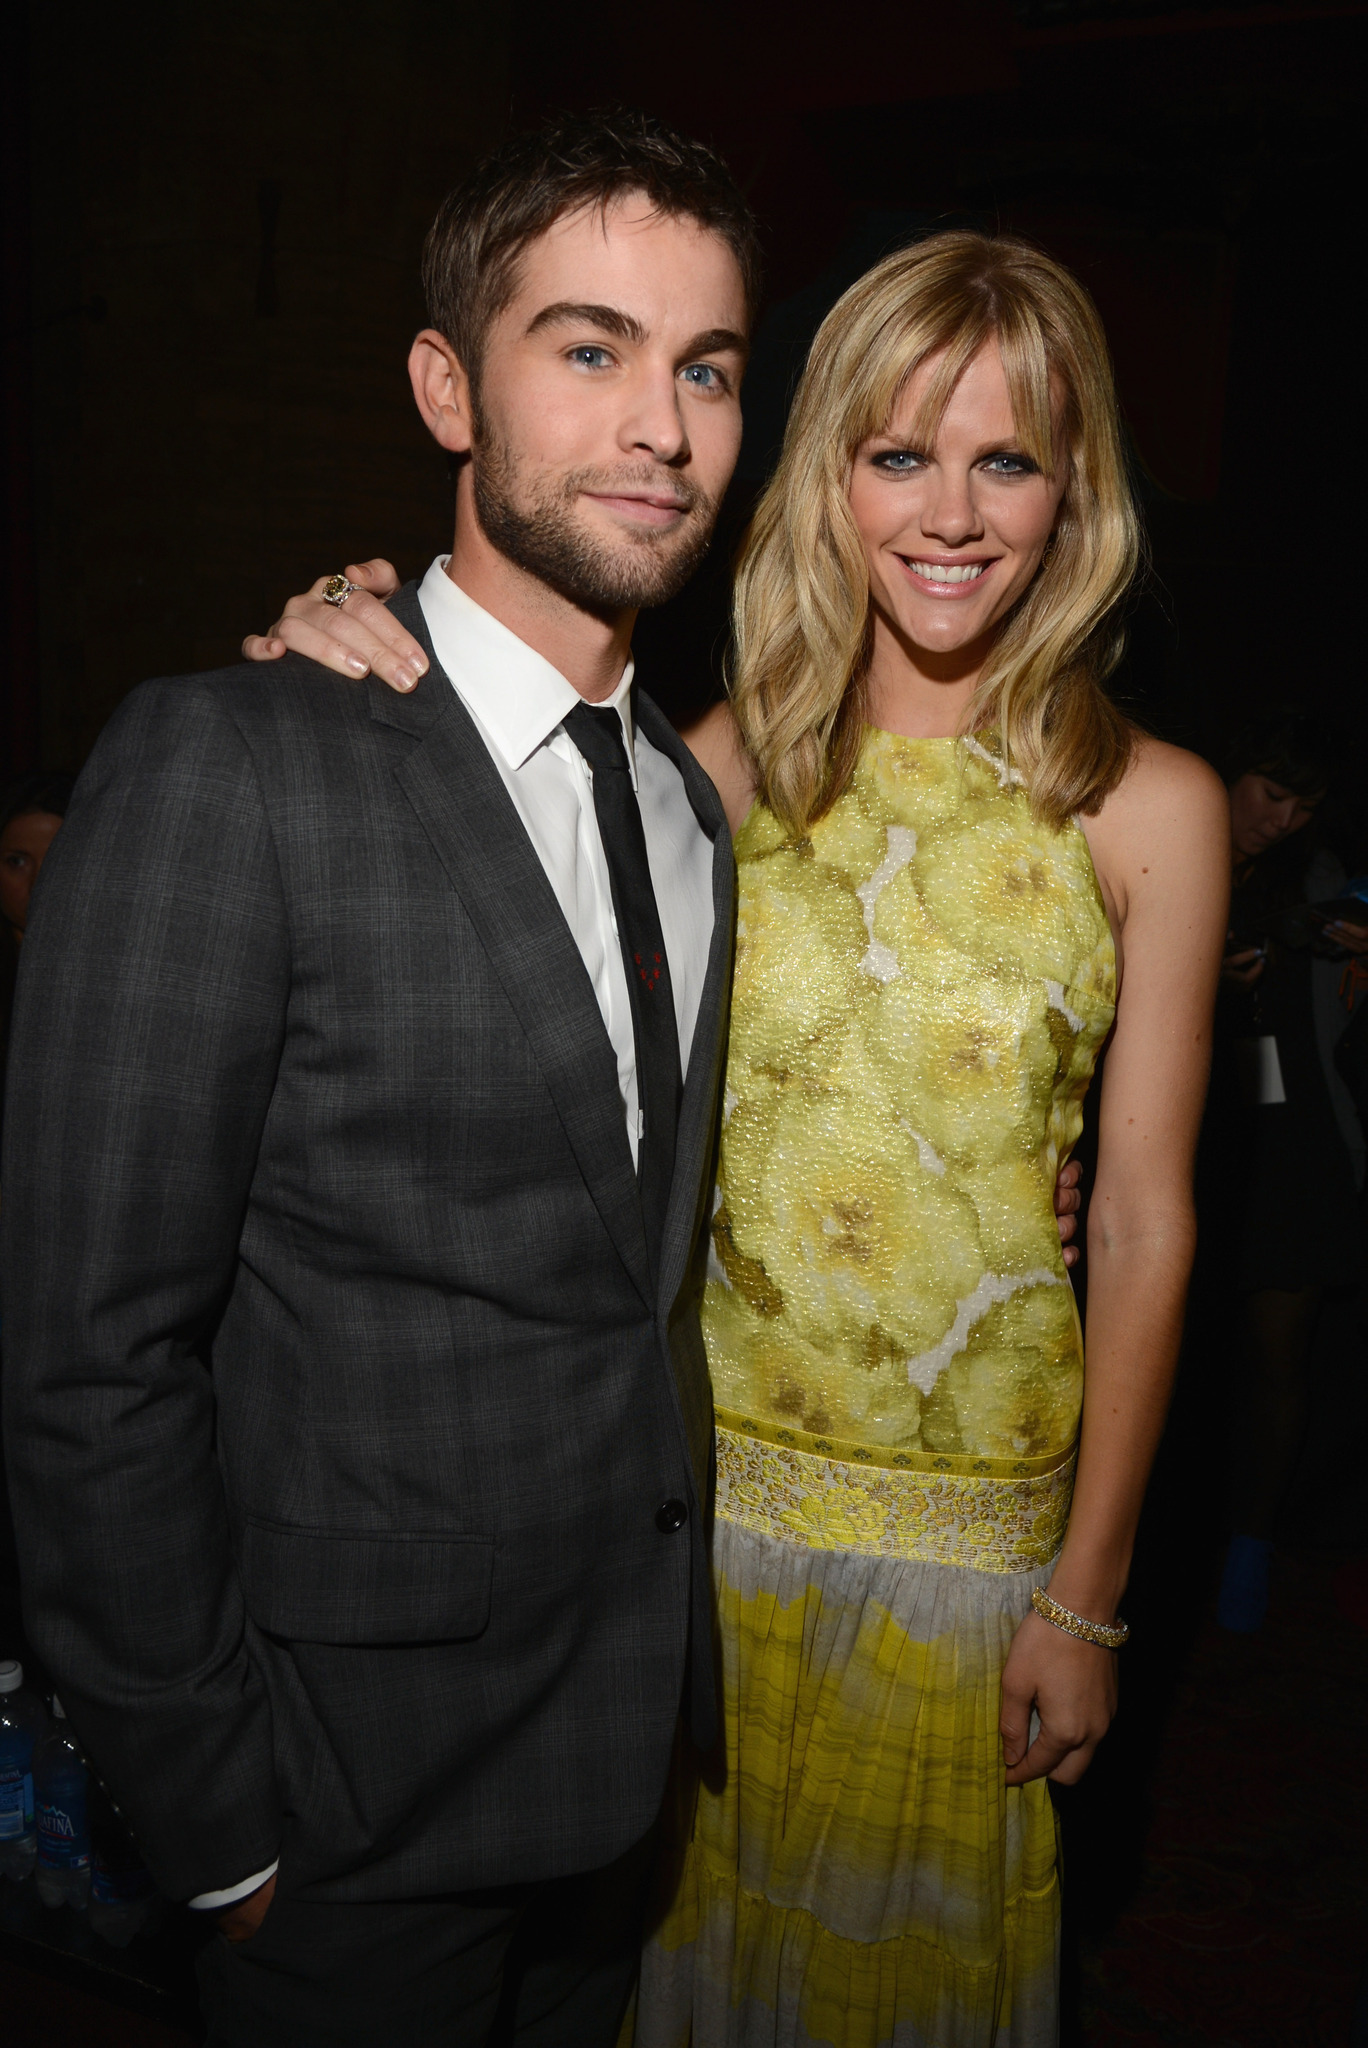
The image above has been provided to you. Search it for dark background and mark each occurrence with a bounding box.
[3,0,1365,780]
[3,4,1367,2042]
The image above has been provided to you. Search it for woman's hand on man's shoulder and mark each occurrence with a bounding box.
[241,560,427,693]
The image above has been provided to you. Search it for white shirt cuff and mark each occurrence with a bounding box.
[189,1861,279,1911]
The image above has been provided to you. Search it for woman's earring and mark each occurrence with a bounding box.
[1041,534,1057,565]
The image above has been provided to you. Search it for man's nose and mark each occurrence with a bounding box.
[618,368,689,464]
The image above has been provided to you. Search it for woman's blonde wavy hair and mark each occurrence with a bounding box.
[730,231,1141,833]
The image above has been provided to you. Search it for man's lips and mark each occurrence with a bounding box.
[895,554,998,597]
[583,490,692,527]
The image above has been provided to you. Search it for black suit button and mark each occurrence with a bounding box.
[655,1499,688,1534]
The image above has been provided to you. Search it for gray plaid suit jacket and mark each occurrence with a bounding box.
[1,583,735,1904]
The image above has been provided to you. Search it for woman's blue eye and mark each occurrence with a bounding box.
[873,450,923,472]
[983,453,1037,475]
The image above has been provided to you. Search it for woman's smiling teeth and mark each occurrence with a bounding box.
[906,559,989,583]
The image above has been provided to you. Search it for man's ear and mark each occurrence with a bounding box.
[408,330,475,455]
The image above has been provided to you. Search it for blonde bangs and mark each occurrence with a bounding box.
[729,231,1139,836]
[993,301,1059,476]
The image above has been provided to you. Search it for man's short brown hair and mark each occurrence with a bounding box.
[421,109,762,379]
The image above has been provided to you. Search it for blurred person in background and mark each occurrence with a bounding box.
[0,772,73,1623]
[0,772,73,1125]
[1211,713,1367,1631]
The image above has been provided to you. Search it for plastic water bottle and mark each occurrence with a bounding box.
[0,1658,48,1882]
[89,1781,155,1947]
[33,1696,91,1908]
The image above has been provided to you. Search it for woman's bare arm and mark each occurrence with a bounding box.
[1000,738,1230,1786]
[242,560,428,691]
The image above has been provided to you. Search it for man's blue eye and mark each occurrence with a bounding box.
[681,363,723,389]
[569,346,613,368]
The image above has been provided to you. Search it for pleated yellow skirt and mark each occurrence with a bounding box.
[630,1436,1068,2048]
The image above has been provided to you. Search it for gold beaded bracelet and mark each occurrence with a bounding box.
[1030,1586,1130,1649]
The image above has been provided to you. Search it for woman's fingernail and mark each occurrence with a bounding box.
[346,654,368,674]
[396,665,417,689]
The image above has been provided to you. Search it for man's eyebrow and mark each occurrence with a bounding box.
[679,328,749,363]
[523,305,750,363]
[524,301,646,344]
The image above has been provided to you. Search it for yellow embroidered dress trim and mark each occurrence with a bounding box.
[716,1409,1075,1574]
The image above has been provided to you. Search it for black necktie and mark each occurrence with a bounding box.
[563,699,682,1273]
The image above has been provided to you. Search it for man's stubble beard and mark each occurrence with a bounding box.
[469,419,721,615]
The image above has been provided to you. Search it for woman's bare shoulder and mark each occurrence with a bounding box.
[1082,733,1230,929]
[1089,733,1227,848]
[680,700,758,835]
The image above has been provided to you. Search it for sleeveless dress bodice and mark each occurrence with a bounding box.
[703,727,1116,1466]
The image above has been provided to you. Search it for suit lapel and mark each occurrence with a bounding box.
[633,691,737,1321]
[373,586,653,1307]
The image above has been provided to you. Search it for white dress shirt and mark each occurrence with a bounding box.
[416,556,714,1160]
[191,561,715,1914]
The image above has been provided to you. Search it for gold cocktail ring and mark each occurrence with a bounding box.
[321,574,360,607]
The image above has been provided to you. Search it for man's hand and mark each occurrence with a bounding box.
[242,559,426,692]
[217,1871,276,1944]
[999,1609,1118,1787]
[1054,1158,1082,1269]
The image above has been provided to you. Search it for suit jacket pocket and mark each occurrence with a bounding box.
[239,1521,494,1645]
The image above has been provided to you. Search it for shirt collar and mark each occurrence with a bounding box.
[417,557,637,785]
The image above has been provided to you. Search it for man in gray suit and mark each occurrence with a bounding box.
[2,113,758,2046]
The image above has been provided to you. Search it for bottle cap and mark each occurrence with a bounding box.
[51,1695,67,1719]
[0,1659,22,1694]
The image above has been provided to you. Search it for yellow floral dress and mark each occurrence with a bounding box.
[634,729,1116,2048]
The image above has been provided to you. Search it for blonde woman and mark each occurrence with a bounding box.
[245,234,1227,2044]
